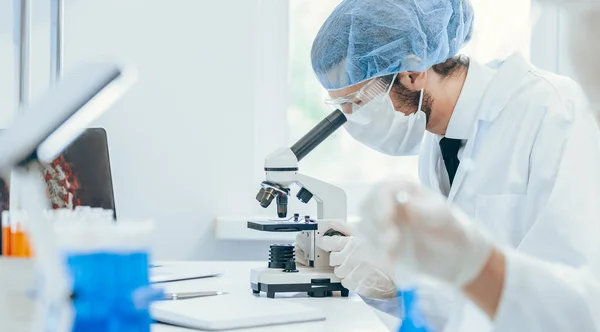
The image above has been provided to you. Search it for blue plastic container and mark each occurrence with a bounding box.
[66,250,161,332]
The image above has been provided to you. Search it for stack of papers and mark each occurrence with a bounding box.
[152,295,325,330]
[150,263,222,283]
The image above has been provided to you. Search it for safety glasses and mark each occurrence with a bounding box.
[324,75,394,114]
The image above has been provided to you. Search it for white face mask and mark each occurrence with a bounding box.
[344,81,427,156]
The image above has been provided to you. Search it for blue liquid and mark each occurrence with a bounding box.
[398,289,434,332]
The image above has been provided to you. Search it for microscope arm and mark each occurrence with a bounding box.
[257,110,348,218]
[293,173,346,221]
[293,173,347,268]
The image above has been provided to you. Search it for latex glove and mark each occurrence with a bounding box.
[359,180,494,288]
[317,221,397,299]
[294,221,354,267]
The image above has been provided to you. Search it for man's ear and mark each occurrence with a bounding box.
[398,71,428,91]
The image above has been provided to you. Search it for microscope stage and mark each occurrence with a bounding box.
[250,266,349,299]
[247,220,318,232]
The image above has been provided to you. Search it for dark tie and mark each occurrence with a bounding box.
[439,138,462,186]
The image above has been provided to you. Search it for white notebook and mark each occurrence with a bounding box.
[150,264,221,283]
[151,295,326,330]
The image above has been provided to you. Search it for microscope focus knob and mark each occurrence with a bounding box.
[297,187,314,204]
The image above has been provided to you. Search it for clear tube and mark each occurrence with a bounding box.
[15,166,73,332]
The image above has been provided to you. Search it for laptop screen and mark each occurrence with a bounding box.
[60,128,117,216]
[0,128,117,217]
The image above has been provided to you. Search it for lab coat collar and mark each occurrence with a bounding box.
[422,53,535,202]
[477,53,534,122]
[447,53,534,202]
[445,59,496,139]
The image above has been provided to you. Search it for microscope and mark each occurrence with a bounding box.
[249,109,350,299]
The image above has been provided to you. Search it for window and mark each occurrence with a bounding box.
[286,0,530,181]
[220,0,531,238]
[461,0,531,62]
[288,0,419,198]
[283,0,530,215]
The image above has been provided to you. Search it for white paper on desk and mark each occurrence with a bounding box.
[150,264,222,283]
[151,295,325,330]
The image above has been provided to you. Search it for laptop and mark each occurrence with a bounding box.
[0,127,117,217]
[60,128,117,218]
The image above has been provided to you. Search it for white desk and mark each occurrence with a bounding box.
[152,261,392,331]
[0,259,394,332]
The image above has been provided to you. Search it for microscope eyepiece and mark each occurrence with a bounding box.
[290,109,346,162]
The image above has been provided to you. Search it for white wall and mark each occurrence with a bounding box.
[531,0,600,107]
[0,0,289,261]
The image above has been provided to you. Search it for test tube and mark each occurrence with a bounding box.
[10,210,33,258]
[103,209,115,222]
[10,211,27,257]
[9,211,17,256]
[2,210,10,256]
[22,211,32,257]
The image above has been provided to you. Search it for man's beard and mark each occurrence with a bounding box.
[391,84,434,124]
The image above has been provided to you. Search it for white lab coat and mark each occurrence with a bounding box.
[493,250,600,332]
[418,53,600,331]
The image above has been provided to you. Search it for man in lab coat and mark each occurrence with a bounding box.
[358,180,600,332]
[296,0,600,330]
[353,3,600,331]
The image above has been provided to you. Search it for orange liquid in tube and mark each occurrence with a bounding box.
[23,232,33,258]
[10,211,31,258]
[1,211,9,256]
[11,231,26,257]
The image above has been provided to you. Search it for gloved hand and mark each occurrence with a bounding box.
[358,180,494,288]
[316,221,397,299]
[294,223,355,268]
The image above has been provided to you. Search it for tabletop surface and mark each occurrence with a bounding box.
[0,259,393,332]
[152,261,392,332]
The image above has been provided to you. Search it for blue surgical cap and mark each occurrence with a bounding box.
[311,0,474,90]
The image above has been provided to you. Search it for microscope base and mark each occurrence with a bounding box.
[250,266,349,299]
